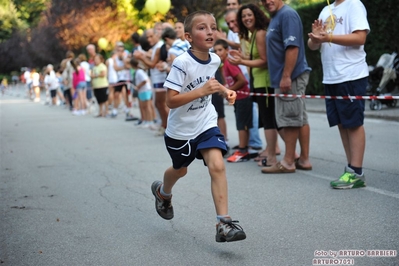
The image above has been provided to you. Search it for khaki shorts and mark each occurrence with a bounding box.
[275,71,309,128]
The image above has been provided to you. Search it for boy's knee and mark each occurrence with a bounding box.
[174,167,187,178]
[207,161,225,175]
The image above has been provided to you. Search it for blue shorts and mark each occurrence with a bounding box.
[164,127,227,169]
[76,81,86,90]
[138,90,152,101]
[325,77,367,129]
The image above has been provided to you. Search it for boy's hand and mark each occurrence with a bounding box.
[224,89,236,105]
[202,77,222,95]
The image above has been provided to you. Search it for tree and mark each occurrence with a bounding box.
[12,0,50,27]
[0,0,28,42]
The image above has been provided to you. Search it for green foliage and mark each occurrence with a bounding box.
[297,2,326,94]
[0,0,28,42]
[297,0,399,94]
[12,0,48,27]
[287,0,324,9]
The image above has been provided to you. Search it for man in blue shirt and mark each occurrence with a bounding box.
[261,0,313,173]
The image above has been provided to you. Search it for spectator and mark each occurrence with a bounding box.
[229,4,279,168]
[307,0,369,188]
[133,28,168,136]
[60,51,75,110]
[261,0,312,173]
[71,58,87,115]
[44,64,59,106]
[214,39,253,162]
[91,54,109,117]
[130,57,155,128]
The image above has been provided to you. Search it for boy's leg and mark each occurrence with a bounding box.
[151,166,186,220]
[338,125,365,169]
[200,148,228,215]
[162,166,187,194]
[201,147,246,242]
[348,125,365,169]
[338,125,351,165]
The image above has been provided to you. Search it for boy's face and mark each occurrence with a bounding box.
[185,15,217,51]
[214,44,228,61]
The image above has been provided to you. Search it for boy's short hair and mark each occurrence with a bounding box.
[214,39,229,49]
[130,57,139,67]
[184,10,215,34]
[162,27,177,41]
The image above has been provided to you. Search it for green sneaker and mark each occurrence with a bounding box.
[330,166,366,189]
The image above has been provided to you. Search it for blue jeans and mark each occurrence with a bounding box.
[249,102,263,148]
[243,72,263,149]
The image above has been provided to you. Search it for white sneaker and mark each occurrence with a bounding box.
[140,122,150,129]
[80,109,87,115]
[34,98,40,102]
[149,124,159,131]
[72,110,81,116]
[155,127,165,137]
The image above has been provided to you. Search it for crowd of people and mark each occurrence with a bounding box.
[16,0,370,242]
[18,0,369,187]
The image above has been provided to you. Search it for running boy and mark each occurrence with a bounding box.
[151,10,246,243]
[214,39,252,163]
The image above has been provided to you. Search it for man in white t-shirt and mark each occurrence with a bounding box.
[308,0,370,189]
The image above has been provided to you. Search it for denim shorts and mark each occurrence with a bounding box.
[324,77,367,129]
[76,81,86,90]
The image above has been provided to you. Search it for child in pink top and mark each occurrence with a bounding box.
[71,58,87,115]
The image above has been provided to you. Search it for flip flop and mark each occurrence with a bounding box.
[258,158,273,167]
[261,162,295,174]
[254,155,267,162]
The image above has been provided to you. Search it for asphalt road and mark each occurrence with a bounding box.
[1,89,398,266]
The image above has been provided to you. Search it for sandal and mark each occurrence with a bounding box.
[261,162,295,174]
[258,158,273,167]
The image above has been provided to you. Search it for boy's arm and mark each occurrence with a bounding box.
[227,72,247,92]
[166,78,222,109]
[308,19,367,47]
